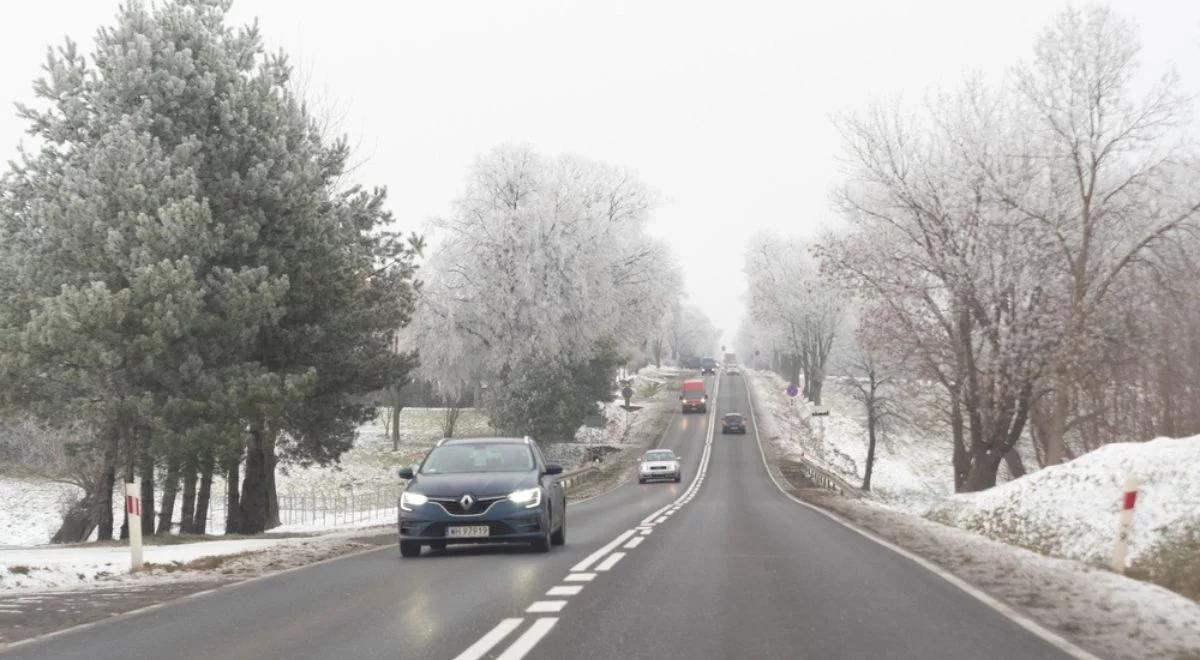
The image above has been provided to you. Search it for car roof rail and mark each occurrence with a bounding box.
[523,435,532,444]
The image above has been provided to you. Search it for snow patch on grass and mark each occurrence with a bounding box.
[927,436,1200,567]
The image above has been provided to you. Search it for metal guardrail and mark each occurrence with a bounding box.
[557,465,599,491]
[795,456,862,497]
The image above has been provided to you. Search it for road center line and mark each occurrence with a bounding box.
[595,552,626,571]
[623,536,645,549]
[526,600,567,613]
[452,618,524,660]
[571,529,636,572]
[547,585,583,596]
[495,618,559,660]
[564,573,595,582]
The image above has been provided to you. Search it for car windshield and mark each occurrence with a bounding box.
[644,451,675,462]
[725,414,743,422]
[420,443,534,474]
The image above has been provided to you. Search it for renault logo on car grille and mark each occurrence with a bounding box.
[459,494,475,510]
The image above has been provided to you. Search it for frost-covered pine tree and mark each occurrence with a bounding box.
[0,0,419,539]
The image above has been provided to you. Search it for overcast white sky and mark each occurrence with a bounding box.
[3,1,1199,345]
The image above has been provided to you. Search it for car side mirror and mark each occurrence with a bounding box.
[397,467,414,480]
[544,463,563,476]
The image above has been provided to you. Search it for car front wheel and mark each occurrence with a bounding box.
[551,516,566,546]
[399,541,421,558]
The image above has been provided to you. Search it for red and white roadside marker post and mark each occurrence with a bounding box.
[125,479,144,572]
[1110,475,1139,574]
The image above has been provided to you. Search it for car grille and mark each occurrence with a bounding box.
[430,495,506,515]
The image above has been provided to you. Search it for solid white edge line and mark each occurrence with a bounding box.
[495,617,559,660]
[546,585,583,596]
[525,600,567,613]
[571,529,636,572]
[594,552,626,571]
[741,372,1101,660]
[452,618,524,660]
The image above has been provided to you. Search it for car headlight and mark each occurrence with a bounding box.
[508,487,542,509]
[400,491,428,512]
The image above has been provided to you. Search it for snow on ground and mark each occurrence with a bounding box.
[0,539,284,594]
[0,479,80,548]
[745,369,952,509]
[928,436,1200,567]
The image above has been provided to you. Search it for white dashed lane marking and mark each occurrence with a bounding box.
[452,618,524,660]
[526,600,567,613]
[564,573,596,582]
[595,552,626,571]
[547,585,583,596]
[624,536,645,549]
[571,529,636,572]
[495,618,559,660]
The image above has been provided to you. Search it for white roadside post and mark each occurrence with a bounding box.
[1110,475,1139,574]
[125,479,144,572]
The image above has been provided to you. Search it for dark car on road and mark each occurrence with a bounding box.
[721,413,747,434]
[700,357,717,375]
[397,437,566,558]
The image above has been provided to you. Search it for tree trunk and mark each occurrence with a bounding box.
[862,410,877,492]
[193,449,215,535]
[178,452,199,535]
[238,427,270,535]
[157,452,182,535]
[951,394,969,492]
[391,387,403,451]
[1043,373,1070,465]
[95,427,119,541]
[224,450,242,535]
[1002,448,1027,480]
[138,436,156,537]
[809,372,824,406]
[51,499,96,544]
[264,436,280,530]
[962,449,1005,492]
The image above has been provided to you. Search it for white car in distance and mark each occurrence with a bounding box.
[639,449,682,484]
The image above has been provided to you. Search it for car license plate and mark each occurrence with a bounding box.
[446,525,489,538]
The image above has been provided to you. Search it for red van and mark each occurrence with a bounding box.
[680,379,707,413]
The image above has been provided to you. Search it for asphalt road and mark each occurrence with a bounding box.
[2,373,1079,660]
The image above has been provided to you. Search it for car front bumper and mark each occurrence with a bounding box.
[640,469,679,480]
[398,500,550,544]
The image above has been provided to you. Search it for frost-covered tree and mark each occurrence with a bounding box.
[745,232,844,404]
[0,0,420,538]
[824,82,1060,491]
[1003,6,1200,465]
[413,145,677,442]
[668,304,720,364]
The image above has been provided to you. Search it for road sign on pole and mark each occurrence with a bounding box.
[125,479,143,572]
[786,384,799,398]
